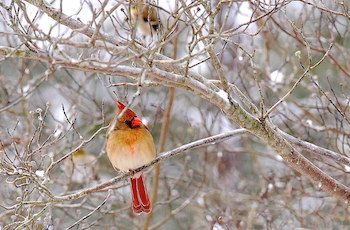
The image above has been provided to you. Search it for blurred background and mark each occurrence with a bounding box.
[0,0,350,229]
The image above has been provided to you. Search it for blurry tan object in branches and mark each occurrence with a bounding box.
[64,149,99,184]
[130,0,161,36]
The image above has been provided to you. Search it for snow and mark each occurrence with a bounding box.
[217,90,230,104]
[213,223,225,230]
[344,165,350,172]
[35,170,44,177]
[22,85,30,93]
[270,70,284,84]
[275,155,283,161]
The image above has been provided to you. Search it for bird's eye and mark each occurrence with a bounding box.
[125,117,141,129]
[152,24,158,30]
[125,120,132,128]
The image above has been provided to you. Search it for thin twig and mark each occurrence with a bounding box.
[263,43,333,119]
[45,125,109,177]
[66,191,111,230]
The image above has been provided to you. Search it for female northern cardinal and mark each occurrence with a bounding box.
[106,101,156,214]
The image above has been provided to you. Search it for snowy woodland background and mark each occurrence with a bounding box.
[1,0,350,229]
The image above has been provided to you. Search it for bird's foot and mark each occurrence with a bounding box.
[129,169,136,177]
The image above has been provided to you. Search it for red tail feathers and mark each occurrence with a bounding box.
[130,173,151,214]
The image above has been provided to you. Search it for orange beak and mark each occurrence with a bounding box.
[131,117,143,127]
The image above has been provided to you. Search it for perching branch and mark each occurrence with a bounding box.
[23,129,248,205]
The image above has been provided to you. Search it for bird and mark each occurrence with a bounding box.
[130,0,161,36]
[106,100,156,214]
[64,149,98,184]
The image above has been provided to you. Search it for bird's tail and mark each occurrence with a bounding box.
[130,172,151,214]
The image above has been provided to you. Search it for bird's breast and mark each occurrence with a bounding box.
[106,128,156,172]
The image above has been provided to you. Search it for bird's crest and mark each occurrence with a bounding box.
[116,101,137,121]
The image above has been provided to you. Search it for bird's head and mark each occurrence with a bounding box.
[116,101,143,128]
[130,0,143,16]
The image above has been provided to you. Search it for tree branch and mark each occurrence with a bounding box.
[280,130,350,168]
[22,129,248,205]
